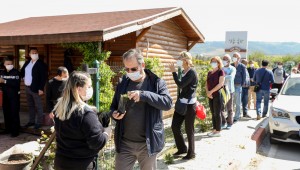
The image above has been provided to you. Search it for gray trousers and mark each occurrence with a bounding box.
[221,93,234,125]
[25,86,44,124]
[115,139,157,170]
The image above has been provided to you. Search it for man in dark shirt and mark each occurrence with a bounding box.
[46,66,68,119]
[110,49,172,170]
[253,60,274,120]
[0,57,21,137]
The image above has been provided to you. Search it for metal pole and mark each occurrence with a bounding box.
[93,60,100,111]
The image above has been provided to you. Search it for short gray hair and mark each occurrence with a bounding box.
[122,48,144,65]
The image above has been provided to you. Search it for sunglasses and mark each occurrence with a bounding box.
[125,67,139,72]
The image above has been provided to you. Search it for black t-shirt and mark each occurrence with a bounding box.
[123,76,149,142]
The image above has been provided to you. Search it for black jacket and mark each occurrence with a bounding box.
[46,78,66,112]
[20,59,47,93]
[110,69,172,156]
[54,106,108,159]
[0,68,21,96]
[172,68,198,99]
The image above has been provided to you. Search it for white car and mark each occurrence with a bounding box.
[269,74,300,144]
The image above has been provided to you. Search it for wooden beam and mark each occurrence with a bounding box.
[136,27,151,43]
[187,41,197,51]
[0,31,103,45]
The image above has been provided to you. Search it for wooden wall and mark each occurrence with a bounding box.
[137,20,188,117]
[105,32,136,86]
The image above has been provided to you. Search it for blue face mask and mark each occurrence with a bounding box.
[127,71,142,81]
[211,62,218,69]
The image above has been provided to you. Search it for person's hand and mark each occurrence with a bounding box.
[0,78,5,83]
[112,110,125,120]
[49,112,54,119]
[38,90,44,96]
[128,90,141,102]
[168,63,176,72]
[103,126,112,138]
[207,90,213,97]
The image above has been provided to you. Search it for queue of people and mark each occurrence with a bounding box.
[1,47,299,170]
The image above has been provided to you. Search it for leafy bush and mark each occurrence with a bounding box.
[61,42,115,112]
[144,57,164,77]
[193,59,212,132]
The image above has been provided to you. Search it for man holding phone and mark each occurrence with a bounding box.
[110,49,172,170]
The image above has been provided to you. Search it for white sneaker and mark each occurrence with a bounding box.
[207,132,214,136]
[208,132,221,137]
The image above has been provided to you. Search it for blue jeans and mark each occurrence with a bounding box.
[234,85,242,120]
[242,87,249,115]
[256,90,270,116]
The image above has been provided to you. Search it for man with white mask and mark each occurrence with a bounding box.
[0,57,21,137]
[21,47,47,129]
[272,62,287,93]
[110,48,172,170]
[231,52,247,123]
[221,54,236,129]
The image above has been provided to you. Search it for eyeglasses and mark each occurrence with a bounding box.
[125,67,139,72]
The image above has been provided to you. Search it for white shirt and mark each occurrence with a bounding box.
[24,61,36,86]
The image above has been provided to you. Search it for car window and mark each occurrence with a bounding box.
[282,78,300,96]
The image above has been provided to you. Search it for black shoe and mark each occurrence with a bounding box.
[24,122,35,128]
[262,115,267,118]
[11,133,19,137]
[243,114,251,118]
[173,150,187,156]
[0,130,10,135]
[233,119,238,124]
[182,154,195,160]
[34,124,41,129]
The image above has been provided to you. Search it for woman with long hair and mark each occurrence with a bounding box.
[168,51,198,160]
[206,56,225,137]
[53,71,109,170]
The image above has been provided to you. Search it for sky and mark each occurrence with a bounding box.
[1,0,300,42]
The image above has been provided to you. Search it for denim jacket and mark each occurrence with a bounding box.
[232,62,246,85]
[222,65,236,93]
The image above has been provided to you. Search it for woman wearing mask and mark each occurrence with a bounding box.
[168,51,198,160]
[53,71,110,170]
[206,56,225,137]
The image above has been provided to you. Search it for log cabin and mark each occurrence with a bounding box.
[0,7,204,118]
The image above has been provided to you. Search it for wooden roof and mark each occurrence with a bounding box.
[0,7,204,45]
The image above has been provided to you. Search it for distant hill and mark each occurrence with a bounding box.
[190,41,300,56]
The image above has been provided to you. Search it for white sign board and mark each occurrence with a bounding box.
[225,31,248,59]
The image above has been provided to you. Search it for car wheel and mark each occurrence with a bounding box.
[269,135,280,144]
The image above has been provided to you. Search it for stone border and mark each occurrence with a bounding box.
[251,118,269,150]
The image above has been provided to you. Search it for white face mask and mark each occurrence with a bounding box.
[5,65,13,71]
[232,57,238,62]
[81,87,93,101]
[61,78,68,81]
[211,62,218,69]
[278,65,283,69]
[30,54,39,61]
[250,64,254,68]
[127,71,142,81]
[177,60,183,67]
[222,60,228,66]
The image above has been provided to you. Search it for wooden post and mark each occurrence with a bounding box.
[136,27,151,43]
[30,131,56,170]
